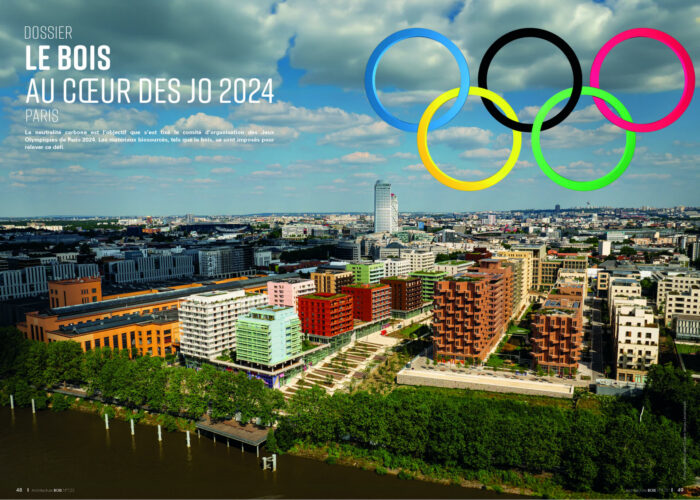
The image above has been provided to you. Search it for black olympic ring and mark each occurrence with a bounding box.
[478,28,583,133]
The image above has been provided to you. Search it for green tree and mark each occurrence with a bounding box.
[0,327,29,379]
[50,392,73,412]
[619,246,636,256]
[561,410,602,490]
[25,342,49,387]
[45,341,84,387]
[164,367,186,415]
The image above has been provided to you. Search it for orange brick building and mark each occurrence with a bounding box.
[341,283,391,322]
[530,281,584,374]
[432,263,512,362]
[49,277,102,308]
[46,311,179,358]
[297,293,353,337]
[21,297,181,344]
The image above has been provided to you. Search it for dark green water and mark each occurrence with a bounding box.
[0,407,519,499]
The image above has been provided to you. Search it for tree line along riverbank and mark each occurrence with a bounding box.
[1,326,698,498]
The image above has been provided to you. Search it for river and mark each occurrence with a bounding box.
[0,407,517,499]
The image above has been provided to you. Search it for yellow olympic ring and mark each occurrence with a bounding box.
[417,86,522,191]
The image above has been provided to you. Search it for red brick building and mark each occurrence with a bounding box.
[297,292,353,337]
[340,283,391,322]
[432,263,512,362]
[380,276,422,311]
[464,247,493,263]
[530,281,584,374]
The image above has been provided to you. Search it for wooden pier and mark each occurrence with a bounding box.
[196,415,269,455]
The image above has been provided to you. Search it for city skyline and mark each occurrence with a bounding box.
[0,0,698,216]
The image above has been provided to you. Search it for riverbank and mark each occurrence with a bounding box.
[287,442,548,498]
[284,441,643,499]
[65,396,197,433]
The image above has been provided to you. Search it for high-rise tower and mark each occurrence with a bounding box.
[374,179,395,233]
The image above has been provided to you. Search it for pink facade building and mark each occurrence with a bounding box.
[267,278,316,311]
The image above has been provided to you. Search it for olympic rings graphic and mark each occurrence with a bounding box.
[364,28,470,132]
[532,86,636,191]
[478,28,582,133]
[418,86,522,191]
[364,27,695,191]
[590,28,695,133]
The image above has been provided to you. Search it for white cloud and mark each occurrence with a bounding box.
[318,121,400,148]
[210,167,236,174]
[163,113,233,132]
[626,173,671,180]
[403,164,425,171]
[391,152,417,159]
[339,152,386,164]
[108,155,192,167]
[230,101,373,132]
[518,104,603,124]
[431,127,493,149]
[538,123,625,149]
[459,148,511,159]
[194,155,242,164]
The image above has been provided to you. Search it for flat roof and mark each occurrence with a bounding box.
[301,292,347,300]
[55,310,178,336]
[47,273,297,320]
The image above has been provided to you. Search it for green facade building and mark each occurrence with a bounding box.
[236,306,302,366]
[346,262,385,284]
[409,270,447,302]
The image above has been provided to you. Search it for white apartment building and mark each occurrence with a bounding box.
[614,304,659,384]
[608,277,642,311]
[105,255,194,284]
[0,267,48,301]
[665,287,700,325]
[179,289,268,360]
[254,250,272,268]
[376,258,411,277]
[51,262,99,281]
[0,262,100,301]
[598,240,612,256]
[657,273,700,307]
[403,249,435,273]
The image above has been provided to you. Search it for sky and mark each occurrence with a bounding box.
[0,0,698,217]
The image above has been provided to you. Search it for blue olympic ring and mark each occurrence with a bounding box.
[363,28,470,132]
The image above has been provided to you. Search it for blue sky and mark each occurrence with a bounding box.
[0,0,698,216]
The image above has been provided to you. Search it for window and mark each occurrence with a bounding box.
[122,333,127,349]
[85,341,91,351]
[94,338,100,348]
[113,335,119,349]
[104,337,109,347]
[92,288,96,293]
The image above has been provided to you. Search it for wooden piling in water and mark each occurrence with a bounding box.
[31,399,35,414]
[157,425,162,442]
[9,395,14,410]
[186,431,191,448]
